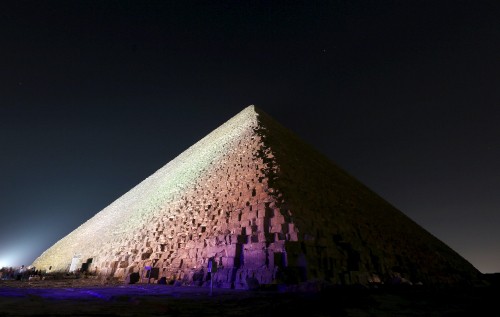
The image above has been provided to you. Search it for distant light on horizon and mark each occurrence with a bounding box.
[0,255,16,268]
[0,243,42,269]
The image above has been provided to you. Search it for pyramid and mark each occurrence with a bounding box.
[32,106,481,287]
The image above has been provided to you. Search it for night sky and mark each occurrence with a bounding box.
[1,1,499,273]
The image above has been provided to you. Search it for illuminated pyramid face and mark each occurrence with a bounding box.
[33,106,480,287]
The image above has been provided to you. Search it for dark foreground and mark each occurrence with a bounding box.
[1,279,499,317]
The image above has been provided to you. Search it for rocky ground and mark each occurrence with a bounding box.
[1,277,499,317]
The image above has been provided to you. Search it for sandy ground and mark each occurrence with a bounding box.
[1,278,499,316]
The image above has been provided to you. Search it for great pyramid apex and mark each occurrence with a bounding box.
[32,105,481,288]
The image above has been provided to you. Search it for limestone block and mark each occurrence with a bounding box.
[271,213,285,225]
[247,210,257,220]
[188,248,199,259]
[270,225,281,233]
[258,232,267,242]
[118,261,129,268]
[222,246,238,258]
[254,217,265,229]
[114,268,126,277]
[240,212,249,222]
[287,232,298,241]
[221,256,234,267]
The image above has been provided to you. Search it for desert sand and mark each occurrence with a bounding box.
[1,277,498,316]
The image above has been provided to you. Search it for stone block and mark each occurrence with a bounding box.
[287,232,298,241]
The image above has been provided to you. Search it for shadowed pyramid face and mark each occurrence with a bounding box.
[33,105,480,287]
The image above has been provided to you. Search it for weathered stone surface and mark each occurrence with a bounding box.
[32,105,481,287]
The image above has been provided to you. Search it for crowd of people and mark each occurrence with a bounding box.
[0,265,44,281]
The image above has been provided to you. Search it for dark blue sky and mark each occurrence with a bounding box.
[1,1,499,273]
